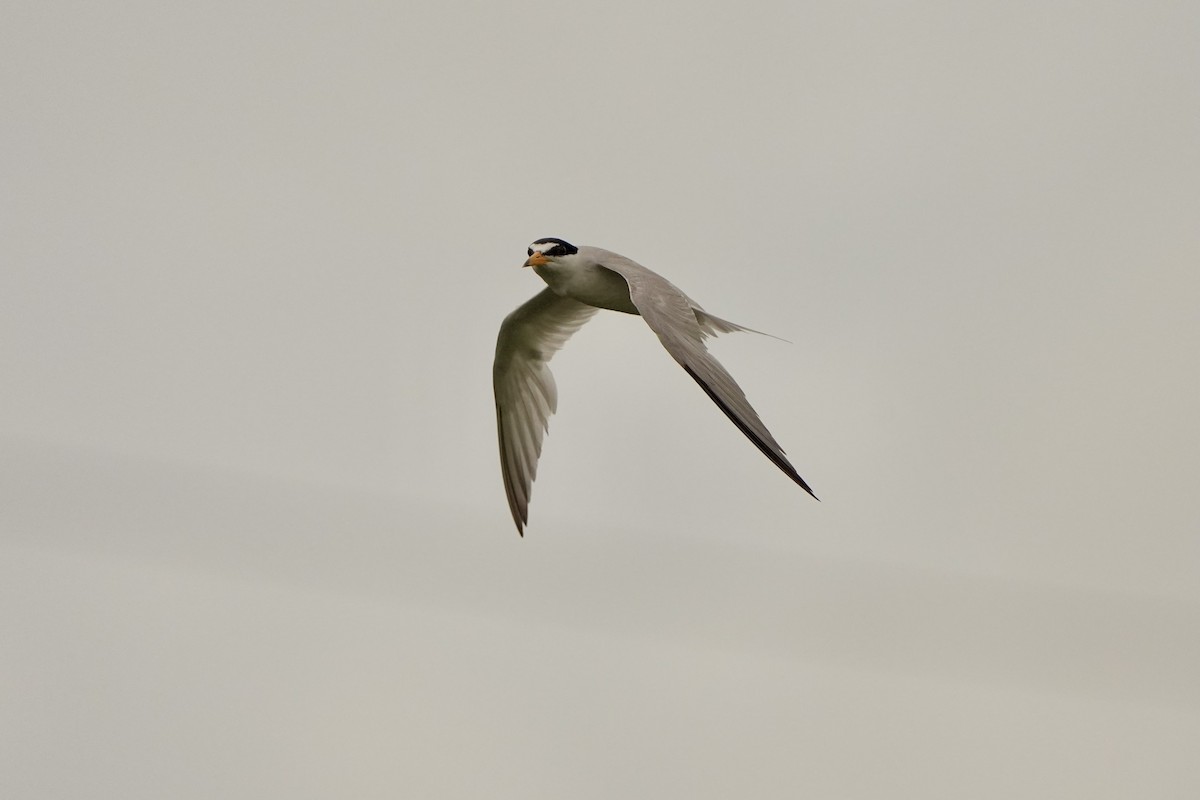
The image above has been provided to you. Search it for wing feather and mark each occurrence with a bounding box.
[493,288,599,535]
[582,247,817,499]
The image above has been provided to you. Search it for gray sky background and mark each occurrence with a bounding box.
[3,1,1198,797]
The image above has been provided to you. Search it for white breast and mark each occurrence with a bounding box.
[534,260,638,315]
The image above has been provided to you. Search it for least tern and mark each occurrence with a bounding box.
[494,237,816,535]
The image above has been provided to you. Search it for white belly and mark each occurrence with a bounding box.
[534,262,639,315]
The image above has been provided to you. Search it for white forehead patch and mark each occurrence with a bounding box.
[529,241,554,253]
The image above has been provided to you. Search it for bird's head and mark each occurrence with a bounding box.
[523,237,579,267]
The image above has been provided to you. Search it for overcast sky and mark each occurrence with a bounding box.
[3,1,1199,798]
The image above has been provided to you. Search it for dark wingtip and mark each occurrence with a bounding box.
[792,471,819,500]
[682,364,819,501]
[791,473,820,500]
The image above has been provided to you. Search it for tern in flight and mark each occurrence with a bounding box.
[494,238,816,535]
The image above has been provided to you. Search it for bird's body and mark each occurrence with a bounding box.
[494,238,816,535]
[532,251,639,314]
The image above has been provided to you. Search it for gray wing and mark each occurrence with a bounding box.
[585,248,817,499]
[493,288,599,535]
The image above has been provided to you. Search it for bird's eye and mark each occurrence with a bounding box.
[527,248,534,257]
[547,246,564,257]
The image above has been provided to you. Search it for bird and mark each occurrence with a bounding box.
[493,237,816,535]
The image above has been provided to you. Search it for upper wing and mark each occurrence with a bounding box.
[584,248,817,499]
[493,288,599,535]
